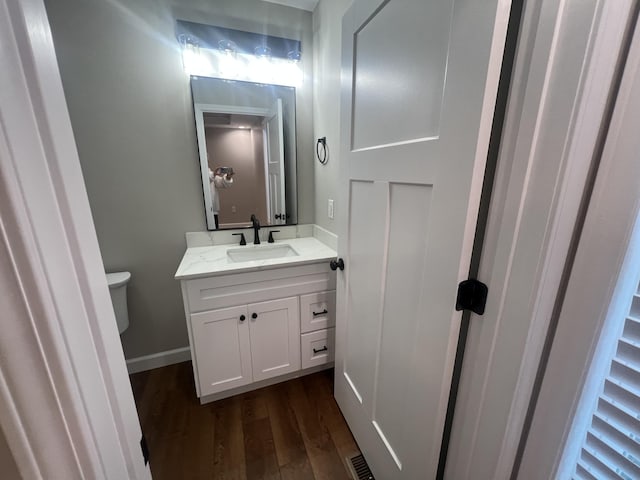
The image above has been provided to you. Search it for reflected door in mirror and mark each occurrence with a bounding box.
[266,98,286,225]
[191,77,297,230]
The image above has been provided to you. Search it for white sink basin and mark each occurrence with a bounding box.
[227,244,299,263]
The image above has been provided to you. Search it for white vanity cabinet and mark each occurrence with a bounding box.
[245,297,300,382]
[190,305,252,395]
[190,297,300,397]
[179,261,336,403]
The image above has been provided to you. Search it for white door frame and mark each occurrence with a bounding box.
[265,98,286,225]
[262,124,272,222]
[0,0,149,478]
[517,8,640,477]
[445,0,636,478]
[193,103,269,229]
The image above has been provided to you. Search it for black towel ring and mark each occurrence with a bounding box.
[316,137,328,165]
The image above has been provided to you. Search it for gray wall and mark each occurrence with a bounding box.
[44,0,314,359]
[312,0,352,233]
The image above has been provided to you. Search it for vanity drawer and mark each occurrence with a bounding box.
[301,328,335,369]
[300,291,336,333]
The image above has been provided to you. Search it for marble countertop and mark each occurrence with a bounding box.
[175,237,337,280]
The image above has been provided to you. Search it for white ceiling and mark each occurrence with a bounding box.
[261,0,319,12]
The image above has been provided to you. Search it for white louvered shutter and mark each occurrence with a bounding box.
[572,280,640,479]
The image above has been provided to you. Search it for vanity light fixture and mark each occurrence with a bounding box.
[177,33,193,47]
[217,49,243,79]
[218,39,237,55]
[177,21,302,86]
[287,49,302,63]
[178,34,212,76]
[254,45,272,59]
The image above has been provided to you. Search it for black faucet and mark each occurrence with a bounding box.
[250,214,261,244]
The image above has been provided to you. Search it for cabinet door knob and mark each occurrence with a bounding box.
[252,313,258,319]
[239,315,246,322]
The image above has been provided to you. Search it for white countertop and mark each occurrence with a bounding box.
[175,237,337,280]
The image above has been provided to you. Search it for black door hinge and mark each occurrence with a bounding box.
[455,279,488,315]
[140,433,150,466]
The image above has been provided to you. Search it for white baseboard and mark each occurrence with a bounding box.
[126,346,191,374]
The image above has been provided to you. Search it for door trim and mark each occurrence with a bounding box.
[0,0,150,478]
[444,0,637,478]
[436,0,526,475]
[193,102,270,229]
[517,4,640,476]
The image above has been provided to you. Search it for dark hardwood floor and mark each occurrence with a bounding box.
[130,362,359,479]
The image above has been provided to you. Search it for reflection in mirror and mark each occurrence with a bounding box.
[191,76,297,230]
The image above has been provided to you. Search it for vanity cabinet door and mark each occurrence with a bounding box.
[247,297,300,382]
[191,305,252,397]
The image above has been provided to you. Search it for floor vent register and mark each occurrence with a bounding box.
[346,453,375,480]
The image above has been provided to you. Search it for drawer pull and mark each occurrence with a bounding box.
[312,309,328,317]
[313,346,328,354]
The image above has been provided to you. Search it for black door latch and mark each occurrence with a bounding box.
[455,279,488,315]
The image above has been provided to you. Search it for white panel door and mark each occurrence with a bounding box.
[335,0,510,478]
[248,297,300,381]
[266,98,286,224]
[191,305,252,396]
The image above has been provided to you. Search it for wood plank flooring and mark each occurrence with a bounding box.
[130,362,359,480]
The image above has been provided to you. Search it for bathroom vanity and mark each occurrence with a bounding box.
[175,232,337,404]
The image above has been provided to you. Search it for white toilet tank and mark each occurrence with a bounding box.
[107,271,131,334]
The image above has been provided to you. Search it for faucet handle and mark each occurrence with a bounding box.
[268,230,280,243]
[232,233,246,246]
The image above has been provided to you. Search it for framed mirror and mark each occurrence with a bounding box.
[191,76,297,230]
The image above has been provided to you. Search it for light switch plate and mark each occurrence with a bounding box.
[328,199,334,219]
